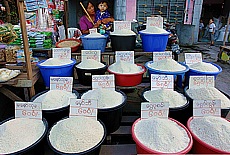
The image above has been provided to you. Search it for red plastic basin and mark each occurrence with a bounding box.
[132,117,193,154]
[187,116,230,154]
[56,38,81,52]
[107,64,146,87]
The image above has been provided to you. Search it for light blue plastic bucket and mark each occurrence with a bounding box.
[185,61,222,86]
[81,34,108,52]
[145,61,189,88]
[139,31,169,52]
[36,59,76,87]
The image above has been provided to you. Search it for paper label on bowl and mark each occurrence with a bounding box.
[146,16,163,29]
[15,102,42,120]
[151,74,174,90]
[152,51,172,62]
[92,74,115,90]
[189,76,215,89]
[115,51,134,64]
[81,50,101,62]
[114,21,131,32]
[69,98,97,120]
[193,100,221,117]
[141,102,169,119]
[52,48,71,60]
[89,28,97,34]
[185,53,202,65]
[50,77,73,92]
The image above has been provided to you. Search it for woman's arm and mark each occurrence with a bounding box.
[102,17,114,24]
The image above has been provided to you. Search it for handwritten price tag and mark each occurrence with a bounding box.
[141,102,169,119]
[69,98,97,119]
[193,100,221,117]
[115,51,134,64]
[81,50,101,62]
[52,48,71,60]
[151,74,174,90]
[114,21,131,32]
[50,77,73,92]
[189,76,215,89]
[89,28,97,34]
[152,51,172,62]
[185,53,202,65]
[146,16,163,29]
[92,74,115,90]
[15,102,42,120]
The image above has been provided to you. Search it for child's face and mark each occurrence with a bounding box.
[98,2,108,12]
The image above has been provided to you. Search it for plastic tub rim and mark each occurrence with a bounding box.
[132,117,193,154]
[141,88,189,110]
[75,63,107,71]
[80,89,127,112]
[47,117,107,155]
[55,38,81,51]
[107,64,146,76]
[139,30,170,35]
[30,89,80,112]
[188,61,222,74]
[145,61,189,74]
[110,33,137,36]
[36,58,77,69]
[0,117,48,155]
[187,116,230,154]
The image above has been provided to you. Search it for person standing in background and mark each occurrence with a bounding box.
[198,19,204,41]
[208,18,216,46]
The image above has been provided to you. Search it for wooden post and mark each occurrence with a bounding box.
[223,11,230,46]
[17,0,35,98]
[64,0,69,38]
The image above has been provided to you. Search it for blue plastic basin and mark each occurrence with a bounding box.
[139,31,169,52]
[81,34,108,52]
[36,59,76,87]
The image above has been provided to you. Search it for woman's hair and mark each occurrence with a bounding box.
[80,0,95,14]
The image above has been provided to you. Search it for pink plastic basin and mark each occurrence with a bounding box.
[132,117,193,154]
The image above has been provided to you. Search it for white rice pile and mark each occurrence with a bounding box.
[189,62,219,72]
[134,117,190,153]
[110,29,136,36]
[140,26,169,34]
[147,58,186,72]
[76,59,105,69]
[0,118,45,154]
[186,87,230,108]
[81,89,125,109]
[33,90,77,110]
[108,61,143,74]
[84,33,105,38]
[190,116,230,152]
[40,58,73,66]
[49,117,104,153]
[143,89,187,108]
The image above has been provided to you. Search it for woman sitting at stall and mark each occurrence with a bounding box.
[79,1,114,34]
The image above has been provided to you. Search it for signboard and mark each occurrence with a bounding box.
[81,50,101,62]
[114,21,131,32]
[185,53,202,65]
[15,102,42,120]
[50,77,73,92]
[152,51,172,62]
[189,76,215,89]
[146,16,163,29]
[151,74,174,90]
[92,74,115,90]
[193,100,221,117]
[52,48,71,60]
[141,102,169,119]
[69,99,97,119]
[115,51,134,64]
